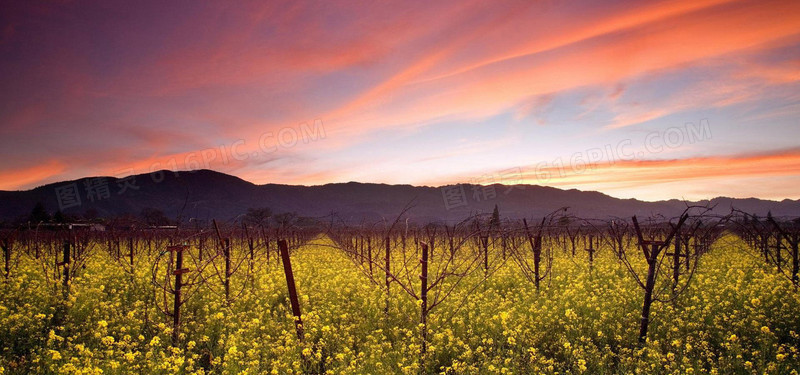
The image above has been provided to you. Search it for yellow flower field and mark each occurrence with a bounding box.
[1,234,798,374]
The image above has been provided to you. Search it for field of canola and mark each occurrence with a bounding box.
[1,235,799,374]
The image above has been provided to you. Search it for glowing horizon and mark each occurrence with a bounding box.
[1,0,799,202]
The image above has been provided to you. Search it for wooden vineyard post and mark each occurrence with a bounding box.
[767,218,800,288]
[792,236,799,289]
[585,235,596,271]
[367,236,373,275]
[278,239,303,341]
[773,233,783,273]
[243,223,255,261]
[673,231,682,285]
[638,239,659,344]
[420,242,429,370]
[128,237,134,266]
[33,227,40,259]
[447,227,455,258]
[358,235,364,265]
[128,237,135,267]
[169,244,190,345]
[3,241,8,279]
[51,239,73,325]
[105,237,112,258]
[570,231,577,257]
[274,229,282,266]
[1,237,11,279]
[60,240,71,296]
[481,235,489,276]
[224,238,231,305]
[212,219,233,304]
[248,233,255,262]
[384,235,391,314]
[244,224,256,287]
[666,230,688,293]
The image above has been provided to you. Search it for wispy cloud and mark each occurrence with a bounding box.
[514,148,800,200]
[0,0,798,200]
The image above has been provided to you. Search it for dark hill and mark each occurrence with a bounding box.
[1,169,798,223]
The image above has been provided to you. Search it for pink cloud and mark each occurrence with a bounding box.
[1,0,799,200]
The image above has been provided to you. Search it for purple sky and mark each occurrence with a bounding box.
[1,0,799,201]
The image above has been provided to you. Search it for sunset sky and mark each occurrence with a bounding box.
[1,0,798,201]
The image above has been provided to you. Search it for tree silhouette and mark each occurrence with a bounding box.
[29,202,50,223]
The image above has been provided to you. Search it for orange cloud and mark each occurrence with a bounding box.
[0,160,67,190]
[511,149,800,200]
[323,0,800,136]
[414,0,738,84]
